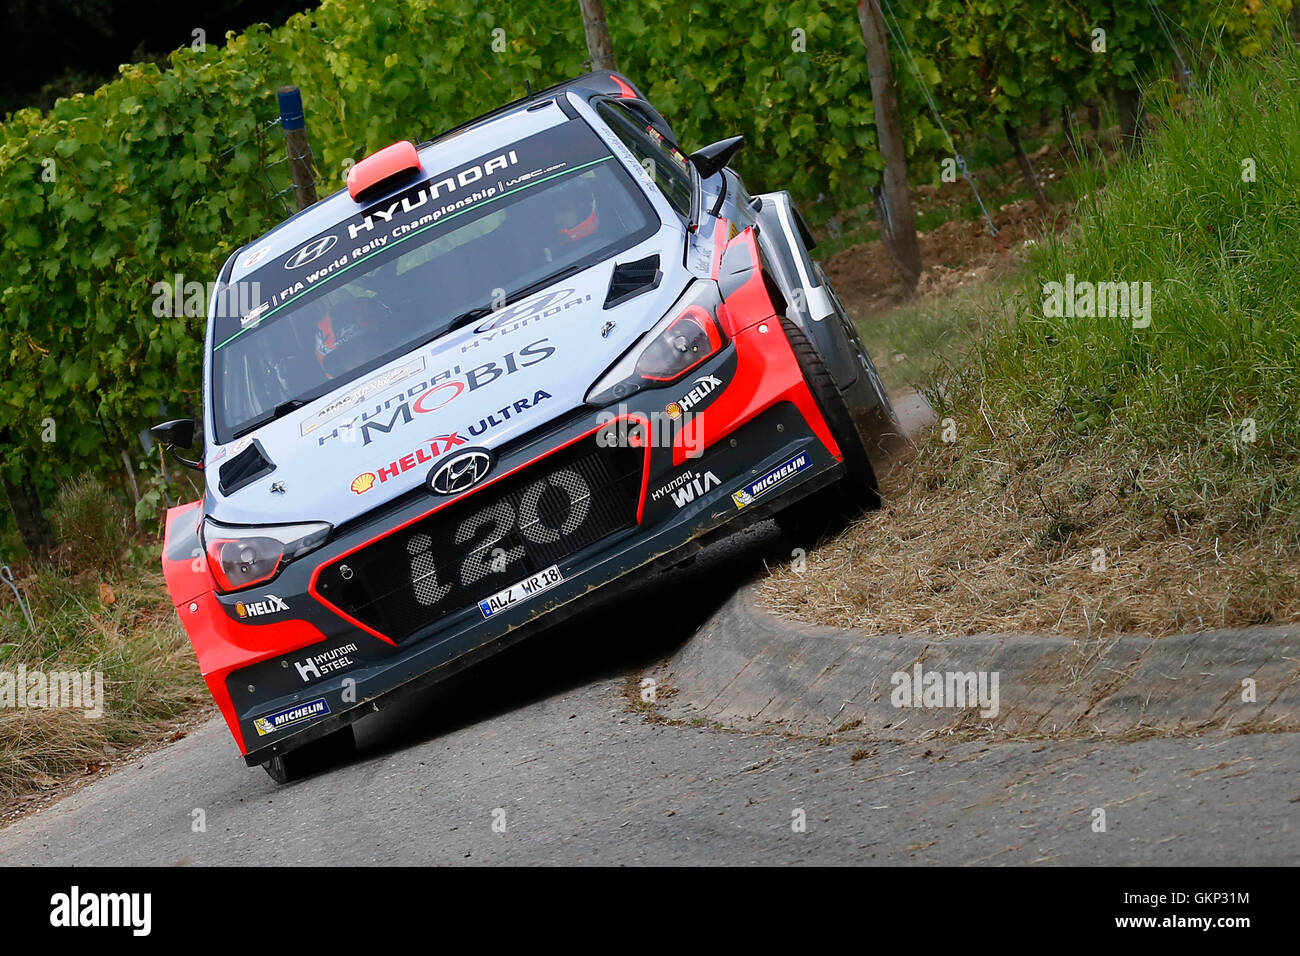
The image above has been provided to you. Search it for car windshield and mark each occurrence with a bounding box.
[210,119,658,443]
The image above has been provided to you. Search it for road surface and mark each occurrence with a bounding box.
[1,522,1295,866]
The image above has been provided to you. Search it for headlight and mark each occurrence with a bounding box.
[586,281,728,405]
[202,518,331,593]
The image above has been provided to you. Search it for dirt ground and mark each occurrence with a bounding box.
[825,197,1065,314]
[824,143,1077,317]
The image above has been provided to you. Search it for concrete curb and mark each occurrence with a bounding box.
[650,584,1300,741]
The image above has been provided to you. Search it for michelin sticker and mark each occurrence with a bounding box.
[253,697,330,736]
[732,452,812,509]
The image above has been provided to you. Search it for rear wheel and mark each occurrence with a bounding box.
[261,723,356,784]
[776,315,881,538]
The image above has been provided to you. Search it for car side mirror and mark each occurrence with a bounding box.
[686,136,745,232]
[151,419,204,472]
[688,136,744,180]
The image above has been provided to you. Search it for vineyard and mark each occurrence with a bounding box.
[0,0,1292,556]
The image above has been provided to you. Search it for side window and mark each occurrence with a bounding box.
[596,100,692,221]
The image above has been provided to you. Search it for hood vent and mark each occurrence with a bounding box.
[603,254,661,309]
[219,440,276,496]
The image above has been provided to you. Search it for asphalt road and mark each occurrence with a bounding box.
[1,520,1296,866]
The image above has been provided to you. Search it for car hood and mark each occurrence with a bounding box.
[206,234,692,526]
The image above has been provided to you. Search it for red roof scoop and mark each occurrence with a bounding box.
[347,140,422,202]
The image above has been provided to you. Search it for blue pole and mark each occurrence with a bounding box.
[277,86,305,131]
[277,85,317,210]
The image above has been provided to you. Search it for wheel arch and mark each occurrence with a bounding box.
[751,191,860,391]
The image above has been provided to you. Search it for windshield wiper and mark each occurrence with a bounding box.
[440,305,495,337]
[272,397,309,418]
[435,265,585,341]
[502,264,582,306]
[231,397,311,440]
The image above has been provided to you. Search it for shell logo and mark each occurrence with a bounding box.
[350,472,377,495]
[235,602,247,618]
[665,402,683,420]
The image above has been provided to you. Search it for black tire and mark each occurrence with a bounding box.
[776,315,881,538]
[261,723,357,784]
[820,261,898,429]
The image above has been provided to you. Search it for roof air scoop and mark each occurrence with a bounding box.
[347,141,423,203]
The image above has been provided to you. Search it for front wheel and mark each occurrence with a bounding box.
[261,723,357,784]
[776,316,881,538]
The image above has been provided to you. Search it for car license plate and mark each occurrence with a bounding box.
[478,565,564,619]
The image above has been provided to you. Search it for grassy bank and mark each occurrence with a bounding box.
[854,274,1019,395]
[766,43,1300,637]
[0,481,206,806]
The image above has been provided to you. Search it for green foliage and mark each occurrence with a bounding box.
[0,0,947,506]
[899,0,1292,131]
[972,39,1300,535]
[900,1,1093,124]
[0,0,1290,515]
[50,474,131,575]
[611,0,944,209]
[1205,0,1295,57]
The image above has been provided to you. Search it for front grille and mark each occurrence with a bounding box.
[316,435,643,642]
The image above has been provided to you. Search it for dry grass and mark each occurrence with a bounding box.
[0,557,209,805]
[762,423,1300,638]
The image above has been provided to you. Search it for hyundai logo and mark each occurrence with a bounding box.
[284,234,339,269]
[429,449,493,495]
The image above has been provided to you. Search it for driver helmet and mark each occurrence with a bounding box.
[315,295,379,377]
[552,174,599,241]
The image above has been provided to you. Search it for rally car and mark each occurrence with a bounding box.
[153,72,901,783]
